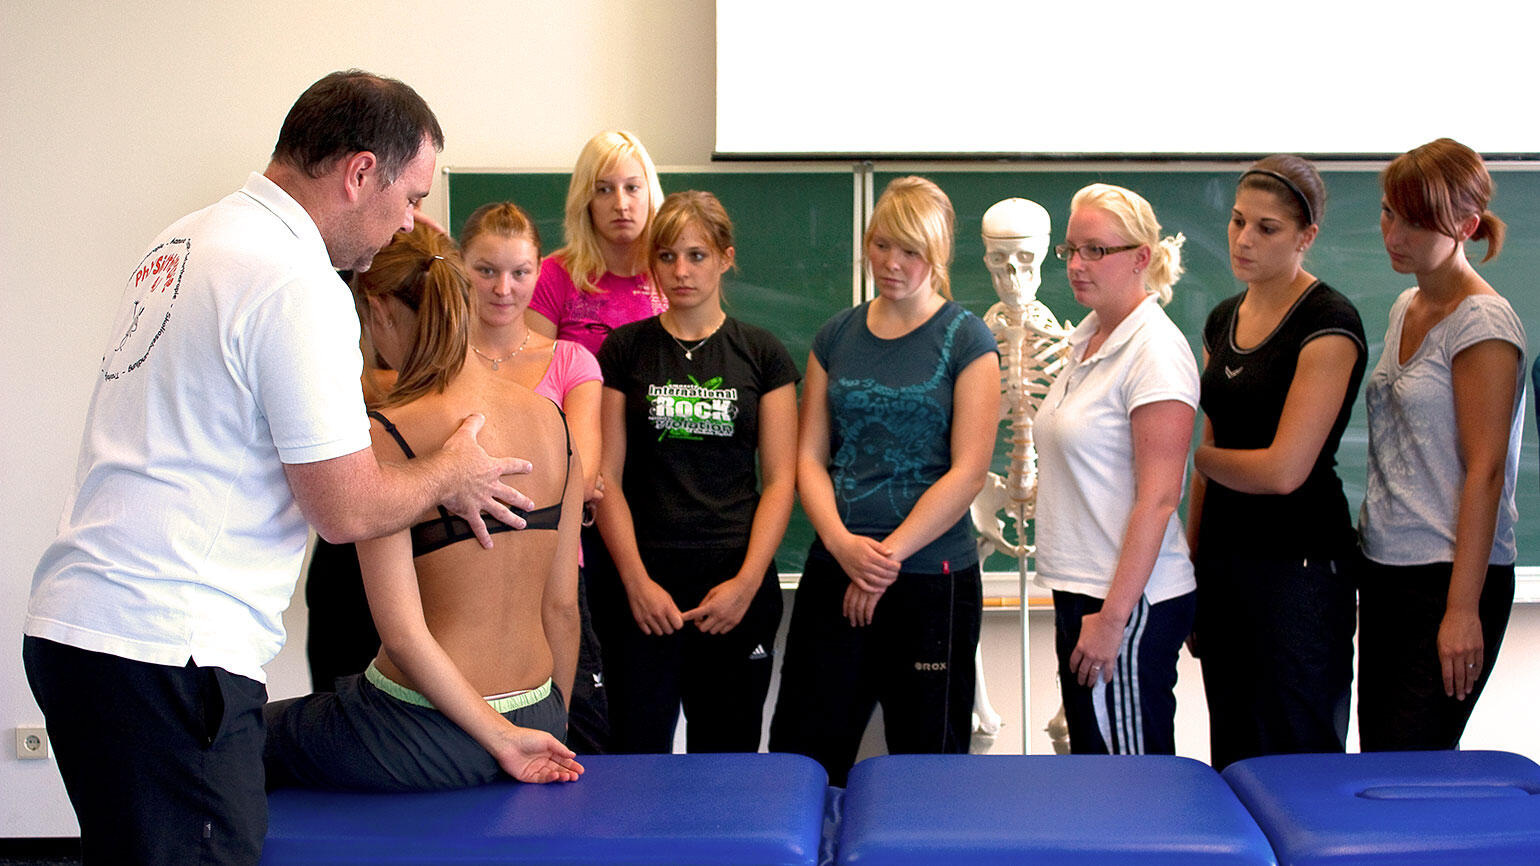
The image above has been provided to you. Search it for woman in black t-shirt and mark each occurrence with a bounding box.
[1187,156,1366,770]
[592,191,800,753]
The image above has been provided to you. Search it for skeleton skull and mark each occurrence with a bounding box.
[981,198,1051,308]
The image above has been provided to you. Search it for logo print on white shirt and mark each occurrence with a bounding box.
[103,238,191,380]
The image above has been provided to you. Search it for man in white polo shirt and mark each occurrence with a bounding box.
[23,70,535,865]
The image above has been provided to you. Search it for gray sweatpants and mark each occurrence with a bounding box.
[264,672,566,791]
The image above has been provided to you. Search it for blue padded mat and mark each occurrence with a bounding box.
[837,754,1276,865]
[262,753,828,865]
[1223,749,1540,865]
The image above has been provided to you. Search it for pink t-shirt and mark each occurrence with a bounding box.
[534,339,602,405]
[528,255,667,355]
[534,339,601,564]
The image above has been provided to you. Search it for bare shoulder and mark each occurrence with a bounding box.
[480,378,571,503]
[374,368,569,491]
[367,394,455,456]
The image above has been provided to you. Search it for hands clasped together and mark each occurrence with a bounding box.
[829,532,901,628]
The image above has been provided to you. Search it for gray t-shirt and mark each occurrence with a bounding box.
[1359,288,1527,565]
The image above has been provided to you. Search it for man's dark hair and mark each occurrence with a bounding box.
[272,70,444,184]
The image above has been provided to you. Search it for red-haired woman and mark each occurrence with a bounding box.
[1358,138,1526,751]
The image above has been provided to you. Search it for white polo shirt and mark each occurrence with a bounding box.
[26,173,371,683]
[1034,294,1199,603]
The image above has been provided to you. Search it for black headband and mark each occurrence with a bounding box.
[1239,169,1315,226]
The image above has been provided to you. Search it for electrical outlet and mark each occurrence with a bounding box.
[16,725,48,760]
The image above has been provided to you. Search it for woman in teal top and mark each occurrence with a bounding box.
[769,176,999,786]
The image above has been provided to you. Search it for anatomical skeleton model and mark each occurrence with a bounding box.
[968,198,1073,754]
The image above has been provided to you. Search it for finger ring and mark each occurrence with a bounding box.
[1092,664,1102,671]
[1467,663,1477,669]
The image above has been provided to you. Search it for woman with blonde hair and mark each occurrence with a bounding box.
[1358,138,1525,751]
[527,130,668,354]
[1188,156,1364,770]
[525,132,669,755]
[769,176,999,785]
[1033,183,1199,755]
[265,227,584,790]
[592,190,798,753]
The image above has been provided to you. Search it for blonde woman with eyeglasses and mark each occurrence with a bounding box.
[1032,183,1199,756]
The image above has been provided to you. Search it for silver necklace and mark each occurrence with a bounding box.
[471,331,530,371]
[664,315,725,361]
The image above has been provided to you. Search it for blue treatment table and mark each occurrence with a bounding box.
[1222,750,1540,865]
[836,754,1277,865]
[261,753,828,865]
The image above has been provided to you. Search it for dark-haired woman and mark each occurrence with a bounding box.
[1358,138,1525,751]
[265,228,584,790]
[1188,156,1366,770]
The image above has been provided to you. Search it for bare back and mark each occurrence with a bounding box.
[370,363,581,696]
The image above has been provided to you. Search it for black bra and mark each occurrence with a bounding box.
[368,409,570,557]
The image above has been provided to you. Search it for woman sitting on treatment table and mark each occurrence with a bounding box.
[301,206,602,699]
[264,227,584,790]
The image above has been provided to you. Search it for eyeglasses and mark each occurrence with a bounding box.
[1054,243,1140,262]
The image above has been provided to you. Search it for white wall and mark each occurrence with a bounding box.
[0,0,716,837]
[5,0,1539,842]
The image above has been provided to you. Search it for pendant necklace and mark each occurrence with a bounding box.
[665,314,725,361]
[471,331,530,371]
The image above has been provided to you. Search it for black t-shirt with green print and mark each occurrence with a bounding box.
[599,315,800,549]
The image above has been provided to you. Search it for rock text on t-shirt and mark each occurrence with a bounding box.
[647,377,739,440]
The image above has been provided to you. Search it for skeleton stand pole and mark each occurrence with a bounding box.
[1018,501,1031,755]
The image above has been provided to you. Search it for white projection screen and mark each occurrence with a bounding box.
[715,0,1538,159]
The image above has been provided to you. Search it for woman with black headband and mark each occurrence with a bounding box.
[1186,155,1366,770]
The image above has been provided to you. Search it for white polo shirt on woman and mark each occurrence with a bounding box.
[1034,293,1199,603]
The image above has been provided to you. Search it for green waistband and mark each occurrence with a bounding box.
[364,662,552,713]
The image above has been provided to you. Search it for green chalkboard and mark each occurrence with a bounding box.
[880,167,1540,571]
[445,168,857,573]
[447,165,1540,575]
